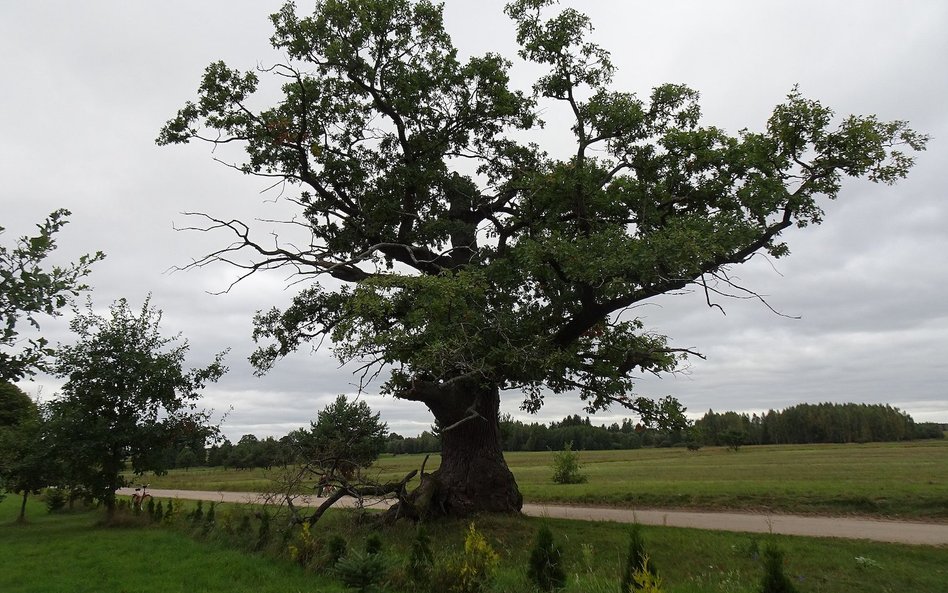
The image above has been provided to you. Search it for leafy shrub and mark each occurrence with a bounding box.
[760,544,798,593]
[527,524,566,591]
[551,441,587,484]
[335,550,387,592]
[621,524,657,592]
[45,487,66,513]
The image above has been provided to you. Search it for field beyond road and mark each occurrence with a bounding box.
[145,440,948,521]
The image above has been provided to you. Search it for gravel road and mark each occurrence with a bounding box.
[118,488,948,546]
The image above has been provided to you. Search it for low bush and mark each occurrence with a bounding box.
[551,441,587,484]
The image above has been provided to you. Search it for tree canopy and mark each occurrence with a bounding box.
[159,0,927,515]
[0,210,104,382]
[49,297,226,514]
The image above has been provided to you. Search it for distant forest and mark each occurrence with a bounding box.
[385,402,945,455]
[159,402,947,471]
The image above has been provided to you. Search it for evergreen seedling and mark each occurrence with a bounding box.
[760,544,798,593]
[192,500,204,524]
[408,525,434,582]
[325,534,348,567]
[154,500,164,523]
[365,533,383,555]
[256,511,271,551]
[527,524,566,591]
[335,550,387,593]
[146,497,155,519]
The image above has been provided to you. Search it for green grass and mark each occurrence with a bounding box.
[0,498,343,593]
[3,495,945,593]
[148,440,948,519]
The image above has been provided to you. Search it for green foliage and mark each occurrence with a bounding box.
[364,533,383,556]
[154,500,165,523]
[407,525,434,583]
[527,524,566,591]
[0,210,104,382]
[290,394,388,480]
[192,500,204,523]
[324,534,348,568]
[551,441,587,484]
[256,510,272,551]
[457,522,500,593]
[44,487,66,513]
[162,0,926,512]
[628,561,665,593]
[48,297,226,513]
[335,549,388,593]
[621,524,657,592]
[720,430,747,452]
[759,544,798,593]
[0,387,57,521]
[146,497,155,519]
[287,522,321,567]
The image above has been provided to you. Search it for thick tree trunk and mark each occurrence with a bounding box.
[396,379,522,519]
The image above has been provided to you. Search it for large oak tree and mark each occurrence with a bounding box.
[159,0,927,516]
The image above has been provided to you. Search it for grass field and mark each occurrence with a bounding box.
[0,499,342,593]
[2,495,946,593]
[145,440,948,519]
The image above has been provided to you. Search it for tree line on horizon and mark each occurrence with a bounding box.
[157,401,944,471]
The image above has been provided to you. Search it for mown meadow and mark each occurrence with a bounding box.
[145,440,948,519]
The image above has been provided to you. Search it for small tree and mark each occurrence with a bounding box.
[0,210,104,382]
[527,524,566,591]
[0,383,60,522]
[49,297,226,516]
[273,395,393,525]
[551,441,587,484]
[720,429,747,451]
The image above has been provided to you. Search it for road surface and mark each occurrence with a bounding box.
[118,488,948,546]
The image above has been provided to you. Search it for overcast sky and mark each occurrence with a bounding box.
[3,1,946,440]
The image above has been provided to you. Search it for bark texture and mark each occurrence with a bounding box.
[396,379,522,518]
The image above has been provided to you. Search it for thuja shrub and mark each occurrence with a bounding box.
[191,500,204,524]
[621,524,657,592]
[628,560,665,593]
[146,497,155,519]
[154,500,164,523]
[527,524,566,591]
[457,522,500,593]
[760,544,798,593]
[287,522,322,568]
[551,441,587,484]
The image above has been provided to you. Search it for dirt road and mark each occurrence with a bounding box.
[118,488,948,546]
